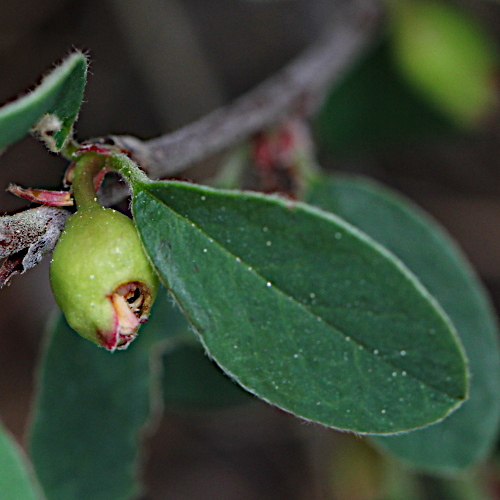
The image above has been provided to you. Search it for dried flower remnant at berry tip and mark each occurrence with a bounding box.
[105,282,155,350]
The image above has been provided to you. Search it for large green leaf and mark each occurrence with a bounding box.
[28,287,179,500]
[132,180,468,435]
[0,422,44,499]
[0,52,87,152]
[306,174,500,473]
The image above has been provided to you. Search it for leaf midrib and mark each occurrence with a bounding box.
[138,187,464,403]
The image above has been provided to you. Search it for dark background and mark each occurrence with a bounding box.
[1,0,500,498]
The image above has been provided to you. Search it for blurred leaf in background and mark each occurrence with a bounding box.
[162,341,254,411]
[388,0,500,130]
[315,0,500,154]
[314,38,455,155]
[28,287,186,500]
[307,175,500,474]
[0,422,43,500]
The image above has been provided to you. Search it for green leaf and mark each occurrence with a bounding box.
[132,180,468,435]
[306,174,500,473]
[163,342,254,410]
[389,0,500,129]
[0,421,44,500]
[28,290,177,500]
[29,315,151,500]
[28,286,181,499]
[0,51,87,152]
[314,39,454,155]
[149,284,253,410]
[143,285,250,411]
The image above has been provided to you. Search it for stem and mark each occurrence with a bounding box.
[60,138,81,162]
[108,153,151,190]
[72,153,106,210]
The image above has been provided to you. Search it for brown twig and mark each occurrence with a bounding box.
[0,206,70,287]
[110,0,380,179]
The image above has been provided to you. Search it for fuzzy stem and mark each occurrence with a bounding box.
[72,153,106,210]
[60,138,81,162]
[108,153,151,190]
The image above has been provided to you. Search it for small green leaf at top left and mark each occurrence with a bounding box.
[0,51,87,153]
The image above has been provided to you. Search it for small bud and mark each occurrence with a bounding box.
[50,206,159,351]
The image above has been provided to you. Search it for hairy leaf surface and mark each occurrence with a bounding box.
[0,52,87,152]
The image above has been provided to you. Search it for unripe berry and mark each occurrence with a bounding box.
[390,0,499,128]
[50,206,159,351]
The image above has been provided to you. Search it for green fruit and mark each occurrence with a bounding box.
[389,0,499,128]
[50,205,159,351]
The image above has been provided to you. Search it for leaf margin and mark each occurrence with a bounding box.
[0,51,88,153]
[131,179,470,435]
